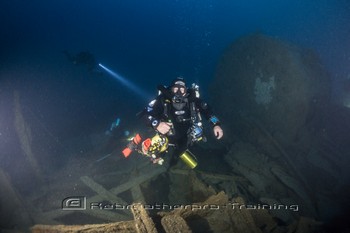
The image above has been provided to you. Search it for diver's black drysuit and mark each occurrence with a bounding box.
[145,85,221,167]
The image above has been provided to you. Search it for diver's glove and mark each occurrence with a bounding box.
[156,121,173,135]
[209,116,223,139]
[213,125,223,139]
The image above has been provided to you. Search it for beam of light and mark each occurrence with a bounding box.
[99,63,151,99]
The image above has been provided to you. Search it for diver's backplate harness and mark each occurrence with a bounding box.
[151,83,205,144]
[188,84,205,143]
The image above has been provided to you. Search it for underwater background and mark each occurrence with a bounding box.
[1,0,350,137]
[1,0,350,232]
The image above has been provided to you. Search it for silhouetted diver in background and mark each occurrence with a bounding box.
[63,50,101,74]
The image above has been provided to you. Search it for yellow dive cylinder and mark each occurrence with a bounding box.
[179,150,198,169]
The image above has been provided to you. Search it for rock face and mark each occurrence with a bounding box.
[211,34,330,145]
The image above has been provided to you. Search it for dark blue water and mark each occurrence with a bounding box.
[0,0,350,230]
[0,0,349,172]
[1,0,349,127]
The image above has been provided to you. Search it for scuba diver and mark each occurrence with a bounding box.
[123,77,223,169]
[63,50,101,74]
[105,117,130,138]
